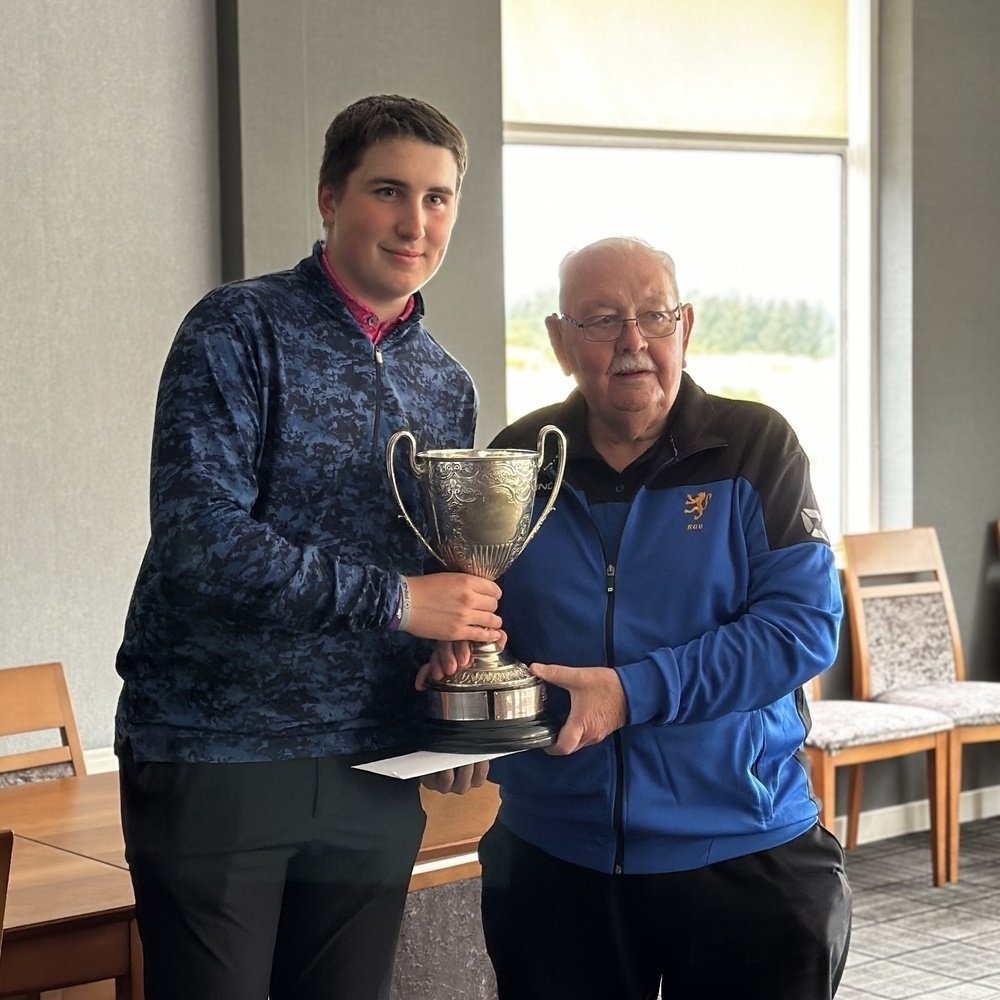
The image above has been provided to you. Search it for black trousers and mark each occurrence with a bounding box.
[120,750,425,1000]
[480,822,852,1000]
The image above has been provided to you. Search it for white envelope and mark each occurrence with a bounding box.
[352,749,516,780]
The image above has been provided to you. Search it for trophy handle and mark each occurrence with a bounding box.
[386,430,447,567]
[518,424,568,554]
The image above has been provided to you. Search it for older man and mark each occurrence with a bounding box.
[425,236,851,999]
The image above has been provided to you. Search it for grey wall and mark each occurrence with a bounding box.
[0,1,220,751]
[836,0,1000,813]
[1,0,998,826]
[908,0,1000,792]
[0,0,504,753]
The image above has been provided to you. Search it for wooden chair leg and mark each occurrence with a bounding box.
[927,732,948,887]
[948,730,962,883]
[114,919,144,1000]
[846,763,864,850]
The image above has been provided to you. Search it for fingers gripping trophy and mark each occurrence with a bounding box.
[387,426,567,752]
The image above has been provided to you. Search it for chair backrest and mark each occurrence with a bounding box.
[842,527,964,700]
[0,827,12,958]
[0,662,86,783]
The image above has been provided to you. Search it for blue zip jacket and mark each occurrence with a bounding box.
[488,375,842,874]
[115,244,476,763]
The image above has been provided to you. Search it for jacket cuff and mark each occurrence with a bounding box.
[615,654,679,726]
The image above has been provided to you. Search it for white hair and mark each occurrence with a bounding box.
[557,237,680,309]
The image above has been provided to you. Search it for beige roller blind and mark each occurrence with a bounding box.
[501,0,847,139]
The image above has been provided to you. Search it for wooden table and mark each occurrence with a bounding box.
[0,767,499,887]
[1,836,141,999]
[0,771,125,868]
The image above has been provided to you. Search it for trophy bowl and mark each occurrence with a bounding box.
[387,425,567,752]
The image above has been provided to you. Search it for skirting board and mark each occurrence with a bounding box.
[83,746,1000,847]
[834,785,1000,844]
[85,745,119,775]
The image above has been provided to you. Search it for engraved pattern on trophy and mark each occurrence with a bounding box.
[387,425,567,750]
[426,458,536,580]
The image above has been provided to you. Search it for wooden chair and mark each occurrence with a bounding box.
[842,526,1000,882]
[0,828,12,960]
[0,662,86,785]
[0,665,105,999]
[803,676,952,886]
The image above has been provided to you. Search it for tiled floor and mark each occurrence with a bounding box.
[840,816,1000,998]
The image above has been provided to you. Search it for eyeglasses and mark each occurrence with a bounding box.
[560,305,684,342]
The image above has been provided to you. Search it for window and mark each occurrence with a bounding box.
[503,142,845,539]
[501,0,874,543]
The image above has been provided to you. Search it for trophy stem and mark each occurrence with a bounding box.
[435,642,538,689]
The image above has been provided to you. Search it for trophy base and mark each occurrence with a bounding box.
[424,645,546,720]
[421,714,559,753]
[420,643,559,752]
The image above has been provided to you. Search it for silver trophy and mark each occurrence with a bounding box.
[386,425,567,751]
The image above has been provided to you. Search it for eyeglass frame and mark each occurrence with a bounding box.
[559,304,686,342]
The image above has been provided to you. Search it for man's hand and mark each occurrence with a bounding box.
[419,760,490,794]
[530,663,627,755]
[415,635,508,691]
[416,640,473,690]
[404,573,503,643]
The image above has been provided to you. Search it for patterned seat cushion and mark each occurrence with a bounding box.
[876,681,1000,727]
[0,762,75,787]
[806,700,953,752]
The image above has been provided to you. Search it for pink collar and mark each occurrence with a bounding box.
[320,246,415,345]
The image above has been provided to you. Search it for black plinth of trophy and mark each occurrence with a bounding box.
[420,714,559,754]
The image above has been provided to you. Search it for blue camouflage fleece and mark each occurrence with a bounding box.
[114,243,477,763]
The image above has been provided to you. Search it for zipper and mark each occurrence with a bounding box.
[605,494,648,875]
[561,483,630,874]
[370,343,384,462]
[605,537,626,873]
[612,730,625,873]
[607,555,626,874]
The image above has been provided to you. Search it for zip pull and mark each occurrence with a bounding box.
[606,563,615,594]
[374,345,383,365]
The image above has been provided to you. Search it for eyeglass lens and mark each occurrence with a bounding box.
[584,311,678,341]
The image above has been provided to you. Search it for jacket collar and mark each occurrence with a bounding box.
[542,372,728,479]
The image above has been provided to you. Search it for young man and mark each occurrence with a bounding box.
[425,237,852,999]
[115,95,495,1000]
